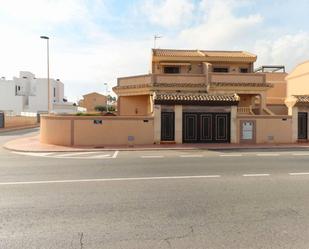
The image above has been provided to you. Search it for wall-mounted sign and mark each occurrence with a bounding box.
[93,120,102,125]
[242,121,253,140]
[128,136,135,142]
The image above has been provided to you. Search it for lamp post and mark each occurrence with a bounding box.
[104,83,109,112]
[40,36,50,113]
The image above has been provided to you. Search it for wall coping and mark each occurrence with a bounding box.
[41,115,154,121]
[237,115,292,119]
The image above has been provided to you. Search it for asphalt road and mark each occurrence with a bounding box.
[1,129,309,248]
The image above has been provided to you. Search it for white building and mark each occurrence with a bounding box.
[0,71,78,115]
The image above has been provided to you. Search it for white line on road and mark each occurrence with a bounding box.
[56,152,99,157]
[243,174,270,177]
[0,175,222,186]
[220,154,243,157]
[292,153,309,156]
[112,151,119,158]
[256,154,280,157]
[13,152,54,157]
[289,172,309,176]
[141,155,164,158]
[179,155,204,158]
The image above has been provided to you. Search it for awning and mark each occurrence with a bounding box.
[154,93,239,106]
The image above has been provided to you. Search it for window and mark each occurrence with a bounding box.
[240,68,249,73]
[213,67,229,73]
[164,66,180,74]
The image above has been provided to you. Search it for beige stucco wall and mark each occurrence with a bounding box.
[237,116,293,144]
[40,117,72,146]
[40,115,154,147]
[286,61,309,96]
[118,95,151,116]
[79,93,107,112]
[4,116,38,128]
[265,72,288,105]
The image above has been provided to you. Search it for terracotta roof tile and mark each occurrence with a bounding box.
[153,49,204,57]
[211,82,273,88]
[294,95,309,103]
[154,93,239,103]
[153,49,256,58]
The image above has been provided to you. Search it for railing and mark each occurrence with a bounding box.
[117,72,266,87]
[118,74,207,87]
[210,73,266,84]
[237,106,254,115]
[117,74,152,87]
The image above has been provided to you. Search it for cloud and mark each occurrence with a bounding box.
[254,32,309,70]
[140,0,195,28]
[177,0,263,49]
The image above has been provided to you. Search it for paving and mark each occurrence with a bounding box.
[1,129,309,248]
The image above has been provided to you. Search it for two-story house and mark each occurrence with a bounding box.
[114,49,287,144]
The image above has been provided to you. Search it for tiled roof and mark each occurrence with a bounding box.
[153,49,204,57]
[153,83,208,88]
[294,95,309,103]
[113,84,151,91]
[211,82,273,88]
[154,93,239,105]
[153,49,256,58]
[202,50,256,58]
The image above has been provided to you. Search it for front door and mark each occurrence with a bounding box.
[298,112,308,140]
[183,113,230,143]
[161,112,175,141]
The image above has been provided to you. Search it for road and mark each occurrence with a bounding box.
[1,129,309,248]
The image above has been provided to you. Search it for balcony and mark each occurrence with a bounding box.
[117,72,266,88]
[210,73,266,84]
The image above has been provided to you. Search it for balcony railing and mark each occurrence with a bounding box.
[237,106,254,115]
[210,73,265,84]
[117,72,266,87]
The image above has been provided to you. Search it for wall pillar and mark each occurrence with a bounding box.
[175,105,183,144]
[154,105,161,144]
[292,106,298,143]
[230,106,238,143]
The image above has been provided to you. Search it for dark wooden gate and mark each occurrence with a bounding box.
[298,112,308,140]
[0,112,4,128]
[183,113,230,143]
[161,112,175,141]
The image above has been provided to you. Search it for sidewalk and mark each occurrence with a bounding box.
[3,135,309,152]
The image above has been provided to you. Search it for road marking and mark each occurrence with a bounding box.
[56,152,99,157]
[112,151,119,158]
[0,175,222,186]
[179,155,203,158]
[13,152,54,157]
[220,154,242,157]
[256,154,280,157]
[289,172,309,176]
[141,155,164,158]
[243,174,270,177]
[92,154,111,158]
[292,153,309,156]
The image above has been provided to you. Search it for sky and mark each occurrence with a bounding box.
[0,0,309,102]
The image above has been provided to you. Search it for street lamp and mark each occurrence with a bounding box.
[104,83,109,112]
[40,36,50,113]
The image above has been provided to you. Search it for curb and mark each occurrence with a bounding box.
[4,144,309,153]
[0,125,39,133]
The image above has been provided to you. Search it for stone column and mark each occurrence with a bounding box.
[154,105,161,144]
[230,106,238,143]
[292,106,298,143]
[174,105,183,144]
